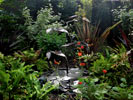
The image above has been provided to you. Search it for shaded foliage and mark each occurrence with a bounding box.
[0,12,26,55]
[0,0,27,16]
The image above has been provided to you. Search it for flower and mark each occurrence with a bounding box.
[80,62,86,66]
[81,45,84,49]
[77,41,81,45]
[54,59,60,65]
[102,69,107,74]
[78,52,82,56]
[78,82,82,85]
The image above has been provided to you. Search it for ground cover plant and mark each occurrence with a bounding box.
[0,0,133,100]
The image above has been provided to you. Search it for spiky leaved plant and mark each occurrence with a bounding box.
[75,16,121,52]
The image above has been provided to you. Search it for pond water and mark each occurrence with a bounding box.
[39,68,84,93]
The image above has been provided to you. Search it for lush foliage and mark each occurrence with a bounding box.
[73,16,121,52]
[37,31,67,53]
[90,45,131,85]
[20,6,63,49]
[0,52,55,100]
[0,0,132,100]
[23,6,61,40]
[112,5,133,36]
[14,48,49,73]
[76,45,133,100]
[76,77,133,100]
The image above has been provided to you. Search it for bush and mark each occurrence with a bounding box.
[20,5,63,50]
[37,31,67,54]
[22,6,62,40]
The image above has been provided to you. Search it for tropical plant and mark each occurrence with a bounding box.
[74,16,121,52]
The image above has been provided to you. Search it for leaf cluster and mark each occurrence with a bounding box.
[0,52,55,100]
[37,32,67,54]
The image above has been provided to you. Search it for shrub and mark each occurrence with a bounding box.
[36,31,67,54]
[22,6,62,40]
[20,5,63,50]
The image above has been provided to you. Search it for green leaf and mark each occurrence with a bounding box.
[93,78,99,83]
[121,78,127,83]
[120,83,127,88]
[128,93,133,100]
[112,87,120,92]
[0,70,9,84]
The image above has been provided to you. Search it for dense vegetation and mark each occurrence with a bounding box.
[0,0,133,100]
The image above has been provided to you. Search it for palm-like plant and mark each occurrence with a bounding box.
[75,16,121,52]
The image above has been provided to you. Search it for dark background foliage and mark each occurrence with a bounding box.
[0,0,132,54]
[0,11,25,55]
